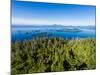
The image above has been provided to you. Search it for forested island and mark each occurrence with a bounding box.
[11,37,96,75]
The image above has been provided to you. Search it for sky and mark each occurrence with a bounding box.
[12,0,96,26]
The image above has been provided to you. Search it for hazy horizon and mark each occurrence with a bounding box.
[12,24,95,27]
[12,0,96,26]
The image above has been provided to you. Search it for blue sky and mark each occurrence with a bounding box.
[12,0,96,26]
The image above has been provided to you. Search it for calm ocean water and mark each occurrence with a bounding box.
[11,26,96,42]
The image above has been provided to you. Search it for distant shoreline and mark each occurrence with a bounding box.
[12,25,95,27]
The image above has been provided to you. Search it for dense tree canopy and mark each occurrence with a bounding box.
[11,37,96,75]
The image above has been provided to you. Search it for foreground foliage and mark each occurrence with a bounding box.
[11,37,96,75]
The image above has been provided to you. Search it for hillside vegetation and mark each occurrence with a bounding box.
[11,37,96,75]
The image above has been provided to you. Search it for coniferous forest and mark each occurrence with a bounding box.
[11,37,96,75]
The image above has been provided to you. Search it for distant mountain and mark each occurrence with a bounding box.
[75,26,95,30]
[12,24,63,27]
[12,24,95,29]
